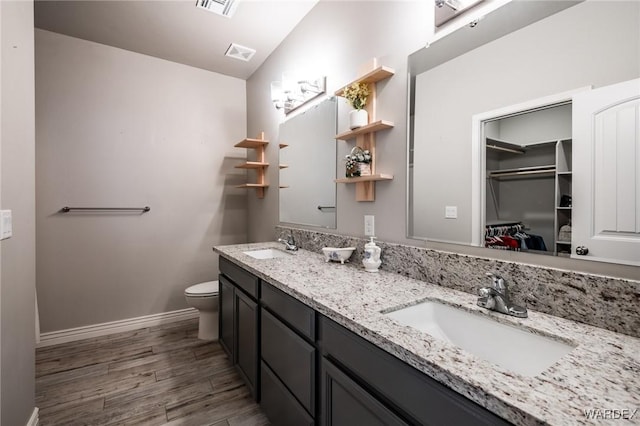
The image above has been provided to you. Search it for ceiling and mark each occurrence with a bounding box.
[34,0,319,80]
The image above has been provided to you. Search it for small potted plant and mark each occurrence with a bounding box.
[342,82,371,130]
[345,146,372,177]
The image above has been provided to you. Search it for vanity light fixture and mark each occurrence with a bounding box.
[195,0,239,18]
[270,75,326,114]
[435,0,483,26]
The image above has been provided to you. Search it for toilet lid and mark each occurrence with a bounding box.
[185,280,219,296]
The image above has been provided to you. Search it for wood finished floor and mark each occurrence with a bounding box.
[36,319,270,426]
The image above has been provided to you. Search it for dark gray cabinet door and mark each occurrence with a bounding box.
[321,358,408,426]
[261,361,314,426]
[261,309,315,414]
[236,289,259,400]
[320,316,512,426]
[218,276,235,361]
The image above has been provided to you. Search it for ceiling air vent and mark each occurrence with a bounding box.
[225,43,256,62]
[195,0,238,18]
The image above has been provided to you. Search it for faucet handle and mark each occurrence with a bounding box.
[485,272,506,293]
[287,233,296,245]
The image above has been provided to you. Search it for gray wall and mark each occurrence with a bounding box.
[36,30,248,332]
[247,1,640,280]
[1,1,36,424]
[247,0,430,243]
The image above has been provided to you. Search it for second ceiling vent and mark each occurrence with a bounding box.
[195,0,239,18]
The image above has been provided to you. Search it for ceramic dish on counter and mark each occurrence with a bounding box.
[322,247,356,264]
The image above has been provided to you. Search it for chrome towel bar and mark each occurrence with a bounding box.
[61,206,150,213]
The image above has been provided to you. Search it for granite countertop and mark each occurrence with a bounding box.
[214,242,640,426]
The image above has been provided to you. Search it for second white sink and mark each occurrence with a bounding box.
[384,300,575,377]
[243,248,291,259]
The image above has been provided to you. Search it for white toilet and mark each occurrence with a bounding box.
[184,281,219,341]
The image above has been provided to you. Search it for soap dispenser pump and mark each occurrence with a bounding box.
[363,236,382,273]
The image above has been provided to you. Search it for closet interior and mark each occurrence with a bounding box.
[485,103,573,256]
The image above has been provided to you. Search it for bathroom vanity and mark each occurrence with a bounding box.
[215,243,640,425]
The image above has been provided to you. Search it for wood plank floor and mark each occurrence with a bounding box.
[36,319,270,426]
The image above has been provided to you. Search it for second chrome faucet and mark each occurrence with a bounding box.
[477,272,528,318]
[277,233,298,251]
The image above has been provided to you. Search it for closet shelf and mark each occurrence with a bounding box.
[335,120,394,141]
[487,137,571,151]
[486,138,525,155]
[488,165,556,179]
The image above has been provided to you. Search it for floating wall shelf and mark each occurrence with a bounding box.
[335,120,394,141]
[234,132,269,198]
[334,66,395,96]
[335,61,395,202]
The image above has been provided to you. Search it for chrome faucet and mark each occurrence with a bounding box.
[277,233,298,251]
[477,273,527,318]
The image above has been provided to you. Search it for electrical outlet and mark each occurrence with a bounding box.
[0,210,12,240]
[445,206,458,219]
[364,215,375,236]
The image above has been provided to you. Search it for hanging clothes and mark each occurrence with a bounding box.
[485,223,547,252]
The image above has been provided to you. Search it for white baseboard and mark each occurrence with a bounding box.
[26,407,39,426]
[37,308,199,348]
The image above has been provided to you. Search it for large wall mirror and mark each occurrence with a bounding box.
[408,0,640,265]
[279,97,337,228]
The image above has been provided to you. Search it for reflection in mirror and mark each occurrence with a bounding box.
[279,97,337,228]
[483,103,571,256]
[407,0,639,262]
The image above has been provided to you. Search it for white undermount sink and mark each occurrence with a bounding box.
[384,300,575,377]
[243,248,291,259]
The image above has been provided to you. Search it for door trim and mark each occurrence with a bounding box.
[470,86,591,246]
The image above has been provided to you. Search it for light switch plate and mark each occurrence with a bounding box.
[0,210,12,240]
[364,215,375,236]
[445,206,458,219]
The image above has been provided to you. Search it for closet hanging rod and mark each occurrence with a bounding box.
[61,206,151,213]
[488,165,556,178]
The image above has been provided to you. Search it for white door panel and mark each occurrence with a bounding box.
[573,78,640,265]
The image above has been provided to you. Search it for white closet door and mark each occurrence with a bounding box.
[572,78,640,266]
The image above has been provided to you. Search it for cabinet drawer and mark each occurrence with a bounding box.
[320,316,511,426]
[261,309,315,414]
[219,256,259,299]
[261,281,315,340]
[321,357,408,426]
[261,361,314,426]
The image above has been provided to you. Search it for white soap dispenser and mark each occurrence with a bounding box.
[363,236,382,273]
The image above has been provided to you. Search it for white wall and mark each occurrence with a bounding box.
[1,1,36,424]
[36,30,248,332]
[247,1,640,280]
